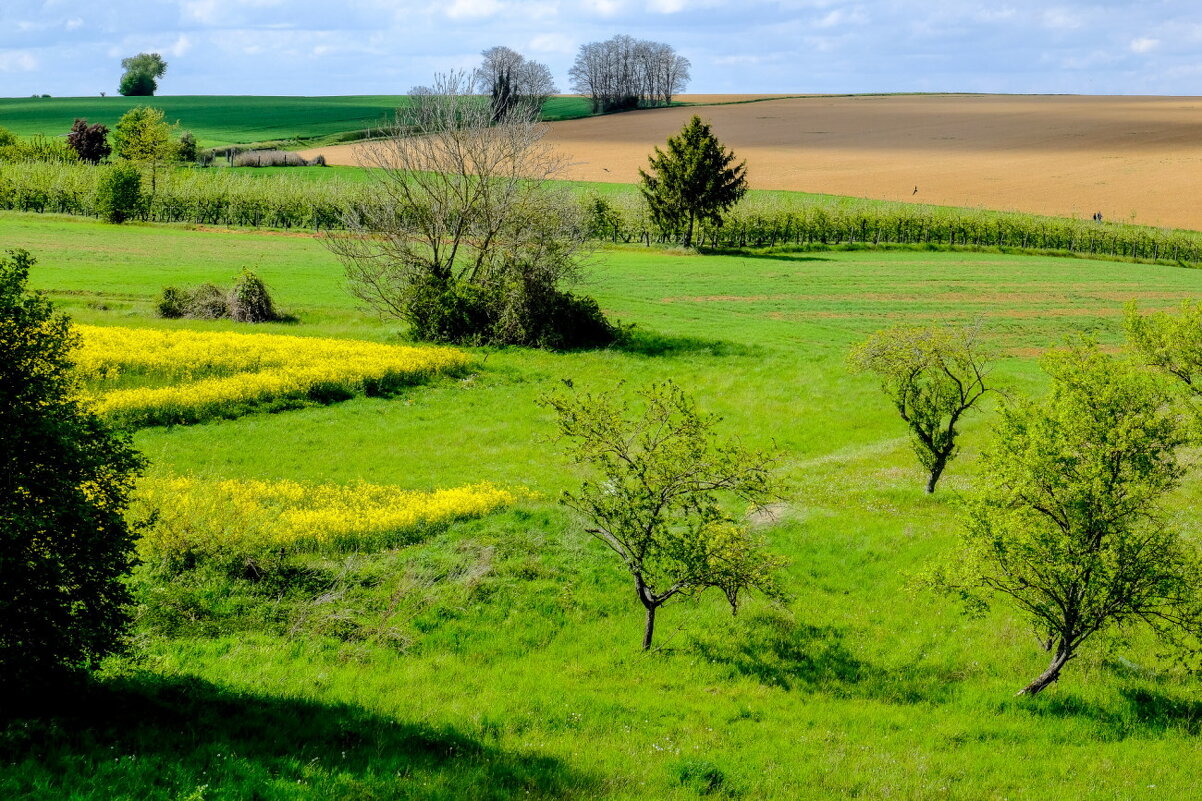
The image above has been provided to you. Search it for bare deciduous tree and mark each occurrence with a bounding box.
[569,36,690,113]
[474,46,557,121]
[324,72,605,347]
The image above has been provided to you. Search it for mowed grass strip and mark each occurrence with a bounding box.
[8,211,1202,799]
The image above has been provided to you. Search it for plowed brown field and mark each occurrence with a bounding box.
[299,94,1202,230]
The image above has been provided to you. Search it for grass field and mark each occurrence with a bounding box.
[5,211,1202,799]
[0,95,597,148]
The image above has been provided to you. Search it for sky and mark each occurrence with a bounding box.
[2,0,1200,97]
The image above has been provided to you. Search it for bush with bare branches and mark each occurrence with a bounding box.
[324,72,613,349]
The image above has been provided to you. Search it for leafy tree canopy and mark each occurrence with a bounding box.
[0,249,145,689]
[119,52,167,97]
[931,343,1202,696]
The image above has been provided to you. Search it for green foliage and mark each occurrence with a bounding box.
[1125,299,1202,402]
[0,249,144,689]
[155,271,280,322]
[95,162,144,224]
[119,52,167,97]
[14,216,1202,795]
[932,343,1202,695]
[849,324,992,492]
[0,132,80,164]
[155,286,188,318]
[177,130,198,163]
[0,126,16,148]
[111,106,176,167]
[229,268,279,323]
[543,381,785,649]
[640,115,747,247]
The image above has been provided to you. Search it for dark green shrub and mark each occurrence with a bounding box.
[407,279,497,345]
[0,249,144,689]
[95,162,142,224]
[229,269,278,322]
[177,131,198,163]
[155,286,187,318]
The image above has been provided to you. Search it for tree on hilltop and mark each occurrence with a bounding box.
[474,46,557,122]
[119,52,167,97]
[639,115,747,247]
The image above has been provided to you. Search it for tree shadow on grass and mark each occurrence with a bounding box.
[612,327,763,358]
[1005,687,1202,739]
[0,673,596,800]
[690,610,956,705]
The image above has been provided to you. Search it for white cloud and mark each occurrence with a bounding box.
[581,0,623,16]
[1041,7,1083,30]
[65,17,84,30]
[0,51,38,72]
[529,32,575,55]
[446,0,504,20]
[1130,36,1159,54]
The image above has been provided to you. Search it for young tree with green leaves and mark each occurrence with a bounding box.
[543,381,785,651]
[111,106,177,192]
[119,52,167,96]
[0,250,145,689]
[931,344,1202,696]
[1125,300,1202,402]
[849,324,992,492]
[639,115,747,247]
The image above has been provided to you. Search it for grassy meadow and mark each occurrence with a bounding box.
[4,211,1202,799]
[0,95,596,148]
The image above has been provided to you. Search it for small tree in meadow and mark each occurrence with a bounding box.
[1125,300,1202,407]
[639,115,747,247]
[543,381,785,650]
[849,324,992,492]
[931,344,1202,696]
[111,106,177,192]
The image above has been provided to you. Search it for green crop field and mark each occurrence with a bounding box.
[0,95,597,148]
[5,210,1202,799]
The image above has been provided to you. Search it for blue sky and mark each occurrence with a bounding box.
[2,0,1199,97]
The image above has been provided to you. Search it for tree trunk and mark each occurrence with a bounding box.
[684,213,695,248]
[1017,646,1073,696]
[642,604,657,651]
[925,456,947,494]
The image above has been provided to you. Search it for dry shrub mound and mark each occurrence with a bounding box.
[233,150,308,168]
[157,270,280,322]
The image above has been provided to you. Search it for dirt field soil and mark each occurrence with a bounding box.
[300,94,1202,231]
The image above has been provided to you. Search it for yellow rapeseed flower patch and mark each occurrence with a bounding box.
[135,475,516,561]
[76,325,471,426]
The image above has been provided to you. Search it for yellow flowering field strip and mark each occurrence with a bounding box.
[76,325,472,426]
[135,476,517,562]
